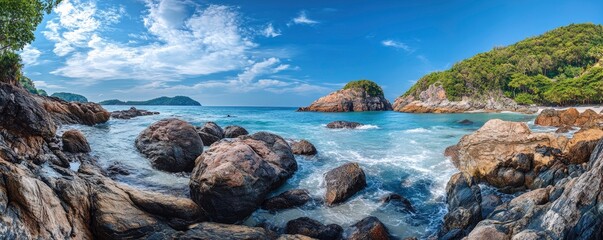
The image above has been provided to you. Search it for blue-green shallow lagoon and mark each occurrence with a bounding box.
[60,106,538,239]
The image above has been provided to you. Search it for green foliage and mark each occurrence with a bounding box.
[0,52,22,84]
[19,75,47,96]
[343,80,385,97]
[99,96,201,106]
[0,0,62,52]
[51,92,88,102]
[403,23,603,106]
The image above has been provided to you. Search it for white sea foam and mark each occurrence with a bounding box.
[403,127,430,133]
[355,124,379,129]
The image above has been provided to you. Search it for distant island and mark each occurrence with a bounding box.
[51,92,88,102]
[298,79,392,112]
[99,96,201,106]
[395,23,603,113]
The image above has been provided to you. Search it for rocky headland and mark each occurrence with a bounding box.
[111,107,159,119]
[393,84,537,113]
[298,80,392,112]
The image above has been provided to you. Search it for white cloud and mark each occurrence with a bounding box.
[292,11,319,25]
[382,40,411,52]
[20,45,42,66]
[33,80,65,89]
[263,23,281,37]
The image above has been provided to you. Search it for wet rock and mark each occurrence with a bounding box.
[174,222,270,240]
[291,140,317,155]
[457,119,473,125]
[189,132,297,223]
[224,125,249,138]
[106,162,130,176]
[440,173,482,239]
[111,107,159,119]
[62,129,91,153]
[278,234,318,240]
[196,122,224,146]
[480,194,502,218]
[285,217,343,240]
[262,189,311,211]
[555,125,574,133]
[380,193,414,213]
[135,118,203,172]
[297,85,392,112]
[324,162,367,205]
[346,216,391,240]
[326,121,364,129]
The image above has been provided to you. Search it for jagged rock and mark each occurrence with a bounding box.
[439,173,482,239]
[555,125,574,133]
[38,95,110,125]
[380,193,414,213]
[297,88,392,112]
[224,125,249,138]
[291,140,317,155]
[324,162,367,205]
[196,122,224,146]
[480,194,502,219]
[261,189,311,211]
[111,107,159,119]
[135,118,203,172]
[189,132,297,223]
[392,84,536,113]
[0,83,57,138]
[285,217,343,240]
[564,128,603,164]
[326,121,364,129]
[535,108,601,127]
[346,216,391,240]
[62,129,91,153]
[175,222,270,240]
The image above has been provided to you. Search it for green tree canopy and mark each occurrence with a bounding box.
[343,80,385,97]
[0,0,62,52]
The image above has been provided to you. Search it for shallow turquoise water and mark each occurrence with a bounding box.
[61,106,537,238]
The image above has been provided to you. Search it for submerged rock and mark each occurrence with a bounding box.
[285,217,343,240]
[135,118,203,172]
[291,140,317,155]
[223,125,249,138]
[262,189,311,211]
[189,132,297,223]
[457,119,474,125]
[324,162,367,205]
[346,216,391,240]
[380,193,414,213]
[297,81,392,112]
[110,107,159,119]
[196,122,224,146]
[326,121,364,129]
[62,129,91,153]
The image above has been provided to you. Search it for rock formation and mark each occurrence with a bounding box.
[291,140,317,155]
[393,84,536,113]
[224,125,249,138]
[135,118,204,172]
[324,162,367,205]
[285,217,343,240]
[62,129,91,153]
[196,122,225,146]
[110,107,159,119]
[326,121,364,129]
[346,216,391,240]
[535,108,603,127]
[298,80,392,112]
[261,189,312,211]
[189,132,297,223]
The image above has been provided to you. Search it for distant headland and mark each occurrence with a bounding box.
[99,96,201,106]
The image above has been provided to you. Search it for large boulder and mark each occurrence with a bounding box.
[534,108,587,127]
[324,162,367,205]
[62,129,91,153]
[346,216,391,240]
[326,121,364,129]
[297,81,392,112]
[224,125,249,138]
[189,132,297,223]
[261,189,312,211]
[38,95,110,125]
[291,140,317,155]
[196,122,224,146]
[135,118,203,172]
[285,217,343,240]
[439,173,482,239]
[564,128,603,164]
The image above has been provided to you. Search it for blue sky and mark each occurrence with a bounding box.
[22,0,603,106]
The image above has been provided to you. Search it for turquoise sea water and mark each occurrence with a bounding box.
[61,106,538,238]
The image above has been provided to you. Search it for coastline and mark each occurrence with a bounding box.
[536,105,603,113]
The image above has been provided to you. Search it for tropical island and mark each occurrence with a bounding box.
[99,96,201,106]
[298,79,392,112]
[51,92,88,102]
[394,23,603,113]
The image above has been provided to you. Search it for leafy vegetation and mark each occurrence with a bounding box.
[0,0,62,52]
[403,23,603,106]
[99,96,201,106]
[51,92,88,102]
[343,80,385,97]
[19,76,47,96]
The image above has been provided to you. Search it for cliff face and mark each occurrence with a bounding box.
[298,88,392,112]
[393,84,537,113]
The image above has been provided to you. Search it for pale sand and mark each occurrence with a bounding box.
[537,105,603,114]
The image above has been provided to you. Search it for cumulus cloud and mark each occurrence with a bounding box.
[33,80,65,89]
[20,45,42,66]
[292,11,319,25]
[382,40,411,52]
